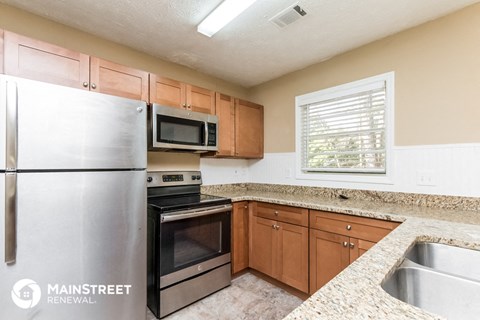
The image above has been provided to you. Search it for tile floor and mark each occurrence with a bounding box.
[146,272,303,320]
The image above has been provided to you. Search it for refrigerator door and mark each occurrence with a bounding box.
[0,171,146,320]
[2,75,147,170]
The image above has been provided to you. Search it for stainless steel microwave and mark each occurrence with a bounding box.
[148,104,218,152]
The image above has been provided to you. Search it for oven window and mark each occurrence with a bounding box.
[160,211,230,275]
[174,221,221,269]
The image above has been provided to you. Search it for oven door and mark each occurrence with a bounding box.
[159,204,231,288]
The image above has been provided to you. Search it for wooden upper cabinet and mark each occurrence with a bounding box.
[149,74,214,114]
[215,93,235,156]
[3,31,90,89]
[187,84,215,114]
[0,29,4,74]
[90,57,148,101]
[235,99,264,158]
[149,74,184,108]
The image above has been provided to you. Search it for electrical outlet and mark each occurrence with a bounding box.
[285,168,292,179]
[416,170,436,186]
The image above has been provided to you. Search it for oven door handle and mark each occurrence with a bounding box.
[161,204,232,223]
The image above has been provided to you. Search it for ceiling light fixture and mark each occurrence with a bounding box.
[197,0,258,37]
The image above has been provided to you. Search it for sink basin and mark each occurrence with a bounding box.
[405,242,480,281]
[382,242,480,320]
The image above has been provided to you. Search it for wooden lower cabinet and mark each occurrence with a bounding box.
[309,210,400,294]
[309,229,349,294]
[250,215,308,293]
[231,202,249,274]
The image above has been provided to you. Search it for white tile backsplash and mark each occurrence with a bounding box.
[200,143,480,197]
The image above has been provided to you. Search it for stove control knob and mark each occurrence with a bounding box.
[196,175,201,180]
[147,177,153,183]
[192,175,196,180]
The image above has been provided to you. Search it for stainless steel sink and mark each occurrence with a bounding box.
[382,242,480,320]
[405,242,480,281]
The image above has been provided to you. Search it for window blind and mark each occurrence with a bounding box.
[300,81,386,173]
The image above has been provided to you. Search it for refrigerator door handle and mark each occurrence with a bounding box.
[5,80,18,171]
[5,172,17,264]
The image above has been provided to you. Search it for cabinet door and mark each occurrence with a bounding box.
[232,202,249,274]
[4,31,90,89]
[90,57,148,101]
[349,238,376,263]
[277,222,309,293]
[215,93,235,156]
[149,74,185,108]
[249,216,275,278]
[235,99,264,158]
[309,229,349,294]
[186,84,215,114]
[0,29,4,74]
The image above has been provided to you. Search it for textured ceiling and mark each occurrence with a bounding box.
[1,0,479,87]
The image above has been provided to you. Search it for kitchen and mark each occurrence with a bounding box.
[1,0,480,319]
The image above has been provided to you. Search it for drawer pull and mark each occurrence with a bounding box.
[274,210,279,216]
[349,242,355,249]
[342,241,348,247]
[346,225,352,231]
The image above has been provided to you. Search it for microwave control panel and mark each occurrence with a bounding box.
[207,123,217,146]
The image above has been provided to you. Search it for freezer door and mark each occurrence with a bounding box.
[3,75,146,170]
[0,171,146,320]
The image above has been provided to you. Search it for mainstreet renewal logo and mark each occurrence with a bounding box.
[11,279,132,308]
[11,279,42,309]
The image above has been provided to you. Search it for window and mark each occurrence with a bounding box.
[295,72,394,183]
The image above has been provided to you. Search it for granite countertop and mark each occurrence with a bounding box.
[203,188,480,319]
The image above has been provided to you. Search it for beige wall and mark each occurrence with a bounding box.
[250,3,480,153]
[0,3,251,171]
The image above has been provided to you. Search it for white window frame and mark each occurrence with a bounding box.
[295,72,395,184]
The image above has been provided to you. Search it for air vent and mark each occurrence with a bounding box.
[269,3,307,29]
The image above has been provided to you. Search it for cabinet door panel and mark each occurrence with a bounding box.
[215,93,235,156]
[349,238,376,263]
[232,202,249,274]
[149,74,185,108]
[235,99,263,158]
[277,222,308,293]
[309,230,349,294]
[187,84,215,114]
[249,216,275,277]
[90,57,148,101]
[4,31,89,89]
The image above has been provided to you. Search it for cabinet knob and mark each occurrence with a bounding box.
[244,205,248,209]
[342,241,348,247]
[91,83,97,89]
[82,82,89,88]
[346,225,352,231]
[275,225,280,230]
[272,224,276,229]
[274,210,279,216]
[182,104,187,108]
[187,105,192,109]
[349,243,355,249]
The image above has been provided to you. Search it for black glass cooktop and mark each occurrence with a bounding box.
[147,193,231,212]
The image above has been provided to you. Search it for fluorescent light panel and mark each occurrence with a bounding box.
[197,0,258,37]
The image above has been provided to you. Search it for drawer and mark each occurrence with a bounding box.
[310,210,400,243]
[254,202,308,227]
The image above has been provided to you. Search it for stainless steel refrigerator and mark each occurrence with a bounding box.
[0,75,147,320]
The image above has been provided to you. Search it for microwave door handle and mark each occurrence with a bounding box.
[202,122,207,146]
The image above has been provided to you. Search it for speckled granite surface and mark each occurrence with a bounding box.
[201,184,480,319]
